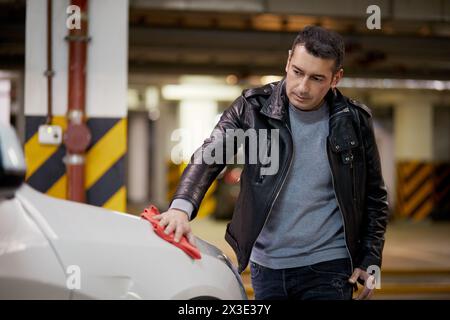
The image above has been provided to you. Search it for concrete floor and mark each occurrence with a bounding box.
[190,217,450,299]
[128,203,450,299]
[191,218,450,269]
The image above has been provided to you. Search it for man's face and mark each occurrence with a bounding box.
[285,45,343,111]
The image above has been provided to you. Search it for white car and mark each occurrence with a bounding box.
[0,124,247,300]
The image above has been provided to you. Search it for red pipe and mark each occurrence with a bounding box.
[64,0,91,203]
[68,0,87,111]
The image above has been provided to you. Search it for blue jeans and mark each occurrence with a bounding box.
[250,258,354,300]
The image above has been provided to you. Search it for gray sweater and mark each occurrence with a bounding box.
[171,100,349,269]
[250,101,348,269]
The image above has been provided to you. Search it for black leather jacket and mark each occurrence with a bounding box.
[172,79,389,273]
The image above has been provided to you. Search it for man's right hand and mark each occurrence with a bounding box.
[152,208,196,246]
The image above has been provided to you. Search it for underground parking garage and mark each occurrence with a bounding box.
[0,0,450,304]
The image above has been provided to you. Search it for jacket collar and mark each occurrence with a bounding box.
[325,87,349,116]
[260,78,349,121]
[260,78,289,121]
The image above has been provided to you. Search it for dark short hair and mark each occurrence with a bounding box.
[291,25,345,73]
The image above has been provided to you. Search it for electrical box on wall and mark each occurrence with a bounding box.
[38,125,62,145]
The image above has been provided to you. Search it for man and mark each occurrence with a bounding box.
[154,26,389,300]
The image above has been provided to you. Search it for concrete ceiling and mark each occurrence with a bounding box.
[1,0,449,80]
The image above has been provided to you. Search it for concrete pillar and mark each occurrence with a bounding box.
[394,97,433,161]
[24,0,129,212]
[127,111,149,203]
[393,95,436,219]
[15,73,25,144]
[25,0,128,118]
[152,101,177,208]
[0,79,11,125]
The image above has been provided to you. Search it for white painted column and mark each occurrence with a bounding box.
[127,112,149,203]
[394,97,433,161]
[24,0,129,210]
[0,79,11,125]
[152,101,176,207]
[25,0,128,119]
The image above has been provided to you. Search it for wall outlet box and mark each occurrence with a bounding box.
[38,125,63,145]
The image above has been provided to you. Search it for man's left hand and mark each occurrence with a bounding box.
[348,268,376,300]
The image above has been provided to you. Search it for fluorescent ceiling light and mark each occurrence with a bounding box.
[261,75,283,85]
[162,84,242,101]
[145,86,159,110]
[340,78,450,91]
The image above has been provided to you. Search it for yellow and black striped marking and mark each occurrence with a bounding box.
[167,161,217,218]
[396,161,435,221]
[25,116,127,212]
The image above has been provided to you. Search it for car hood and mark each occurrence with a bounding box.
[17,184,218,255]
[15,184,244,299]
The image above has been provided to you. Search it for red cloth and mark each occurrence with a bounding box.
[141,205,201,260]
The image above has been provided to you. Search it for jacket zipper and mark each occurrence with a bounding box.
[351,157,356,203]
[329,105,356,274]
[253,122,294,246]
[326,145,354,274]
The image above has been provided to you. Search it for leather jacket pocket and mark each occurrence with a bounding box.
[329,119,359,154]
[329,117,360,206]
